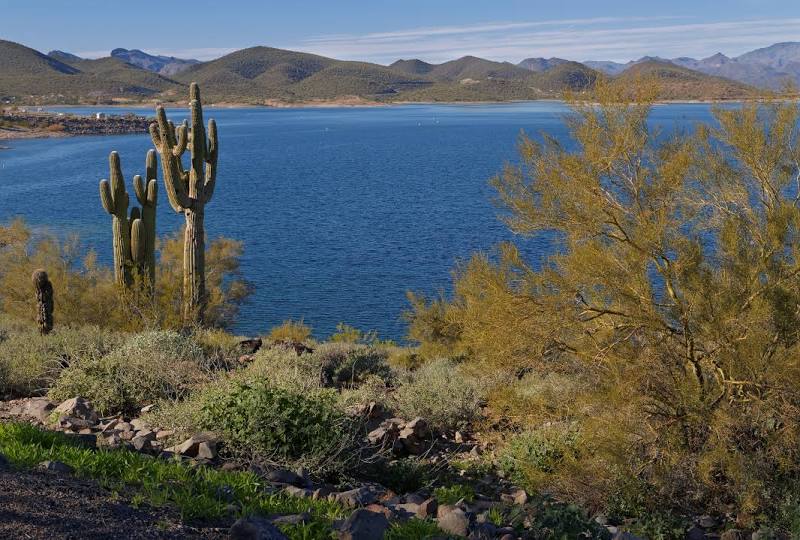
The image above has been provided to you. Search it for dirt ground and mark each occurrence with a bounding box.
[0,468,227,539]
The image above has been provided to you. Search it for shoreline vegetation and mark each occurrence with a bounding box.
[1,95,788,142]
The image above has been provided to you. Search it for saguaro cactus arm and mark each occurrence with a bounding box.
[203,119,219,203]
[150,106,191,212]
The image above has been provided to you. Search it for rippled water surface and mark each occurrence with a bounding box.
[0,102,718,339]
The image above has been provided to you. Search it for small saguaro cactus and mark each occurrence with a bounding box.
[150,82,218,324]
[99,151,157,288]
[32,269,53,335]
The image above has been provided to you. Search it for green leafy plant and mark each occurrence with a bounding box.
[200,379,358,474]
[434,484,475,504]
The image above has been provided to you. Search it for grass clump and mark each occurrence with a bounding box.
[312,343,393,388]
[392,358,483,432]
[49,330,211,415]
[433,484,475,505]
[385,519,447,540]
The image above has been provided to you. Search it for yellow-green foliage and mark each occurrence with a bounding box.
[268,319,312,343]
[0,221,249,331]
[407,81,800,522]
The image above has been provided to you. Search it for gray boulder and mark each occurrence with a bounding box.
[229,516,288,540]
[337,509,390,540]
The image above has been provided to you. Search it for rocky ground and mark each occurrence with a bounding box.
[0,466,225,539]
[0,396,775,539]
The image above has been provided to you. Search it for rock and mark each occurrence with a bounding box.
[337,508,390,540]
[364,504,393,518]
[271,513,310,526]
[469,522,497,539]
[416,497,438,519]
[140,404,155,413]
[167,432,218,459]
[721,531,749,540]
[686,525,706,540]
[698,516,718,529]
[283,486,314,498]
[267,468,303,486]
[499,535,515,540]
[404,492,425,505]
[116,421,133,432]
[366,425,398,446]
[454,431,465,443]
[37,460,73,474]
[394,502,419,517]
[99,419,119,432]
[500,488,527,506]
[312,486,334,500]
[132,430,156,452]
[155,430,174,440]
[229,516,288,540]
[130,418,150,432]
[23,398,55,422]
[613,533,645,540]
[238,338,263,355]
[335,487,382,508]
[437,505,470,537]
[54,397,98,424]
[119,430,135,441]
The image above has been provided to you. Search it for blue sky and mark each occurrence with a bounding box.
[2,0,799,64]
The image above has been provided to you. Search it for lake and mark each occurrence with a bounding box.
[0,102,720,340]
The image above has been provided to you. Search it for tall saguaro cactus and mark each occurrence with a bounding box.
[99,151,157,288]
[149,82,218,324]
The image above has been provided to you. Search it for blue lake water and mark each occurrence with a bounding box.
[0,102,720,339]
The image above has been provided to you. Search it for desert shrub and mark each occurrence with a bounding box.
[330,323,395,346]
[244,346,325,393]
[369,457,440,494]
[0,324,121,398]
[0,221,250,331]
[528,497,611,540]
[337,375,393,413]
[392,358,483,432]
[268,320,312,343]
[497,424,581,493]
[200,378,359,474]
[49,330,210,414]
[312,343,393,388]
[386,347,425,370]
[406,85,800,523]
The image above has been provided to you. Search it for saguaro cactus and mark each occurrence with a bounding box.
[133,150,159,284]
[99,151,157,287]
[150,82,218,324]
[32,269,53,335]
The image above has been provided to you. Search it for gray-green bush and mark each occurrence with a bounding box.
[49,330,210,414]
[0,324,121,398]
[392,358,483,432]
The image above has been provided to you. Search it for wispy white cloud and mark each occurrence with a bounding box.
[77,17,800,64]
[286,17,800,64]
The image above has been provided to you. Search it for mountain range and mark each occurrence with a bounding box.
[3,38,795,106]
[581,42,800,89]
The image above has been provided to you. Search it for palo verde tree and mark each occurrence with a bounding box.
[150,82,218,324]
[409,81,800,520]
